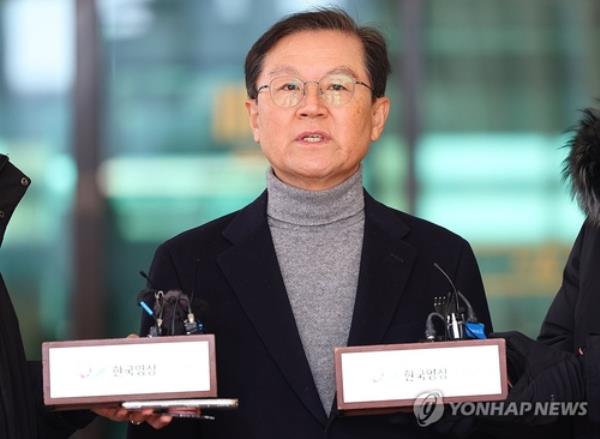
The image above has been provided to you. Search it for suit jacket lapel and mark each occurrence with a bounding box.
[347,193,417,347]
[328,193,417,421]
[217,192,327,426]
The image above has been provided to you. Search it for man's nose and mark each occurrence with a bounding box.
[297,82,326,117]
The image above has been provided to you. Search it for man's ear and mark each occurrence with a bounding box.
[370,96,390,142]
[245,99,260,143]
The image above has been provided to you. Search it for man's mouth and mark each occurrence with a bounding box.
[296,132,329,143]
[303,134,323,143]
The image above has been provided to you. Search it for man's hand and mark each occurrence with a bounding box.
[92,407,174,429]
[92,333,174,429]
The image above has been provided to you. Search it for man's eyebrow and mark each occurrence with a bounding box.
[326,66,361,78]
[267,66,300,77]
[266,65,362,79]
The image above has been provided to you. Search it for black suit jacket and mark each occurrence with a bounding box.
[129,190,492,438]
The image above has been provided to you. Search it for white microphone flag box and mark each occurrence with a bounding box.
[42,334,217,408]
[335,338,507,411]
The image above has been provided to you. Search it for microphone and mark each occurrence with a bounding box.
[425,263,486,341]
[136,268,207,337]
[433,263,464,340]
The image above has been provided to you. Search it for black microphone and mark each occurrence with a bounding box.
[433,262,464,339]
[425,263,486,341]
[135,260,209,336]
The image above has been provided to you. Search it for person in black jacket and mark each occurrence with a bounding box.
[0,154,38,438]
[0,154,94,438]
[478,108,600,438]
[535,106,600,437]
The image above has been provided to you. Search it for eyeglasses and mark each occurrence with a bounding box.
[256,73,372,108]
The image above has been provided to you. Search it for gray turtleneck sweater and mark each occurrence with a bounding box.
[266,169,365,415]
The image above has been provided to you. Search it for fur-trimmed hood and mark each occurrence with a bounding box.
[563,107,600,223]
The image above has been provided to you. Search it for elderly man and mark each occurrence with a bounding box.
[124,8,492,438]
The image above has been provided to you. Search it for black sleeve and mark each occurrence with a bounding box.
[537,224,585,351]
[584,334,600,423]
[0,303,94,439]
[28,361,96,438]
[0,276,38,439]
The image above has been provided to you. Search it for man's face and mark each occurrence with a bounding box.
[246,30,390,191]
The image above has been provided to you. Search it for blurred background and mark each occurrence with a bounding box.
[0,0,598,436]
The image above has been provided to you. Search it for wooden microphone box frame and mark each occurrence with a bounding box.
[42,334,217,409]
[335,338,508,411]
